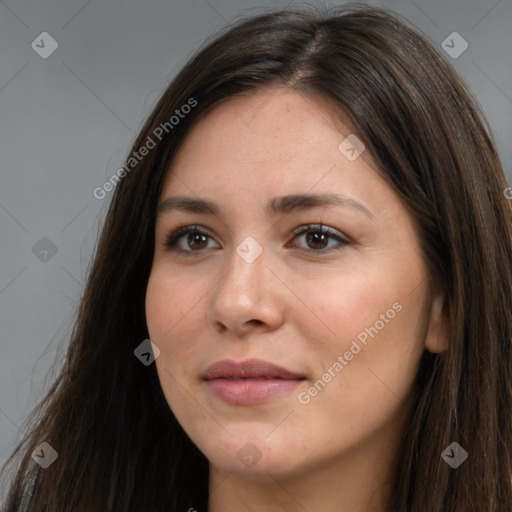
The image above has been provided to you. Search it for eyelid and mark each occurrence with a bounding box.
[161,224,218,252]
[287,223,350,252]
[290,223,348,241]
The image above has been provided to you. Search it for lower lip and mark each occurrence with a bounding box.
[205,378,304,405]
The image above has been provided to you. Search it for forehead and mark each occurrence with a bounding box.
[162,88,376,194]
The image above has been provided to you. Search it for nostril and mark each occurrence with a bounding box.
[208,317,227,333]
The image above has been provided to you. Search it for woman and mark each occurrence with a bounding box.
[2,4,511,511]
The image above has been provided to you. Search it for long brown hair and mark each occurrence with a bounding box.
[2,4,511,511]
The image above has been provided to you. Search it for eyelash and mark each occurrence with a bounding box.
[162,223,350,255]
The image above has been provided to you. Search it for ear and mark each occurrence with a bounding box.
[424,291,449,354]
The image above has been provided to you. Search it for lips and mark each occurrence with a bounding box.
[202,358,306,405]
[202,358,305,380]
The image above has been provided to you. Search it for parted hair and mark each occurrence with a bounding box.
[2,4,512,511]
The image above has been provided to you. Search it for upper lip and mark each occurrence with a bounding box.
[202,358,305,380]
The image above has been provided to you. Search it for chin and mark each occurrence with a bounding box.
[196,431,312,480]
[209,449,301,480]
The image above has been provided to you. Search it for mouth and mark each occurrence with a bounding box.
[202,358,307,405]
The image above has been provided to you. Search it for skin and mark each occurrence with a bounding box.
[145,87,447,512]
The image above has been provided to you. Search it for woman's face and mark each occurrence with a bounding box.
[145,87,446,480]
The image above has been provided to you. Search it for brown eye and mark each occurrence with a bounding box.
[164,225,220,252]
[305,231,329,250]
[187,232,209,250]
[291,224,349,253]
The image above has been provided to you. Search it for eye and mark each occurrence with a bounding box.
[163,225,220,253]
[162,223,349,255]
[288,223,349,253]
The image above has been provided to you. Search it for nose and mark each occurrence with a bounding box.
[206,242,285,336]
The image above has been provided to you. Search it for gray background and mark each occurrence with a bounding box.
[1,0,511,470]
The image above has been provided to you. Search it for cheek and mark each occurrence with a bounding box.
[291,259,427,398]
[145,267,206,340]
[145,269,204,389]
[145,269,204,416]
[146,270,171,337]
[145,264,220,361]
[288,267,402,348]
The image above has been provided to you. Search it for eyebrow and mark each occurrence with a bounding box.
[156,193,375,220]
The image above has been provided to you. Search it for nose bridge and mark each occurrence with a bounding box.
[207,234,283,332]
[220,234,268,299]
